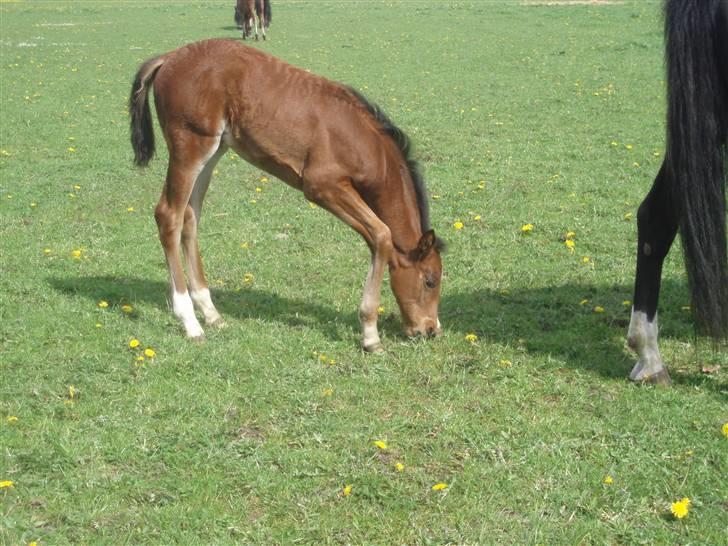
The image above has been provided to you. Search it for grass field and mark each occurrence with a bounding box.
[1,0,727,544]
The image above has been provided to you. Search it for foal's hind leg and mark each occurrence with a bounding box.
[305,177,393,352]
[627,162,678,385]
[155,135,221,339]
[183,143,228,328]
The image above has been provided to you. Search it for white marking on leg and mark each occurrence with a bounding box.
[190,288,223,326]
[359,259,382,351]
[173,290,204,338]
[627,308,665,380]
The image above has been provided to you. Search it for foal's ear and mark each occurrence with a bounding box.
[414,230,438,260]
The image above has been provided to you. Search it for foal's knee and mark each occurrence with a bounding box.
[154,202,180,243]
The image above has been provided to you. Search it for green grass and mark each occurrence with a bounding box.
[1,1,726,544]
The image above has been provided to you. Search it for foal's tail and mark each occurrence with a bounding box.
[664,0,728,338]
[129,55,166,167]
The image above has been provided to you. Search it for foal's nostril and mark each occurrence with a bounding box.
[426,327,435,338]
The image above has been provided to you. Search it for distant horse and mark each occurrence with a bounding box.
[627,0,727,385]
[129,39,444,351]
[235,0,271,41]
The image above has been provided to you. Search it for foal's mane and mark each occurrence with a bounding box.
[346,87,441,248]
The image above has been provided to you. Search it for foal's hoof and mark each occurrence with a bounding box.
[208,316,226,329]
[188,332,205,343]
[362,341,384,353]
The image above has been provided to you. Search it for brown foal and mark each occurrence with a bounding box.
[130,39,444,351]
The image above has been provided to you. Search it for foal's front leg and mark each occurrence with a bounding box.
[305,178,392,352]
[628,163,678,385]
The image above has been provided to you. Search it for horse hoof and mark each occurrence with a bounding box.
[362,341,384,353]
[208,316,226,329]
[641,368,672,386]
[189,334,205,343]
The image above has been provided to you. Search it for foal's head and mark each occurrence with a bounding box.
[390,230,444,338]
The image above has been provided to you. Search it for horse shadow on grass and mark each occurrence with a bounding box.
[48,275,723,391]
[442,278,725,392]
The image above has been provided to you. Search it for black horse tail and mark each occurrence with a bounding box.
[129,55,165,167]
[664,0,728,338]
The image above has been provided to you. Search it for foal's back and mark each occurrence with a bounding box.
[152,39,390,191]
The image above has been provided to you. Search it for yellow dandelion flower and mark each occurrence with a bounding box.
[582,256,591,264]
[322,388,333,397]
[243,273,254,284]
[625,144,633,150]
[73,184,81,190]
[43,248,52,254]
[499,359,512,367]
[593,306,605,314]
[432,194,441,200]
[249,199,257,204]
[623,300,632,306]
[95,323,102,328]
[71,249,82,259]
[610,140,618,147]
[67,147,76,153]
[565,239,575,250]
[29,541,38,546]
[255,187,262,193]
[97,300,109,308]
[260,176,269,183]
[377,305,385,315]
[342,485,352,497]
[453,220,464,230]
[328,358,336,365]
[144,348,155,358]
[565,231,576,239]
[318,353,328,362]
[473,214,481,221]
[579,299,589,306]
[603,475,613,485]
[30,202,37,208]
[240,242,249,249]
[465,333,478,343]
[670,497,691,519]
[0,480,14,489]
[624,212,633,221]
[121,304,133,314]
[129,338,140,349]
[722,422,728,438]
[395,462,405,472]
[127,207,134,212]
[6,416,18,424]
[373,440,387,450]
[431,482,448,491]
[478,181,485,189]
[520,223,534,233]
[136,355,145,362]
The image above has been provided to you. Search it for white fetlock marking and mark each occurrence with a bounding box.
[627,309,665,380]
[173,291,204,338]
[190,288,222,325]
[362,320,381,350]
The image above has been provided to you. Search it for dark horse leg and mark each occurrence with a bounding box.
[627,162,677,385]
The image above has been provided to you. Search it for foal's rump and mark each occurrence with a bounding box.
[134,40,386,190]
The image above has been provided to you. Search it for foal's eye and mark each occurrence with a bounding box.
[425,276,437,289]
